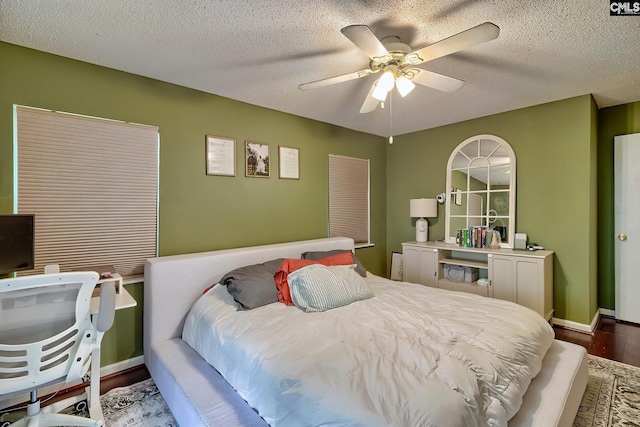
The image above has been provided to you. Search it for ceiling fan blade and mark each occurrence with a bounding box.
[298,69,374,90]
[341,25,391,62]
[406,68,465,93]
[359,80,380,114]
[405,22,499,65]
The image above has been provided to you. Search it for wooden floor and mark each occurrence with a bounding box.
[554,315,640,367]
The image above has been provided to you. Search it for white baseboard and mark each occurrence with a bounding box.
[100,355,145,377]
[552,310,600,334]
[0,356,144,411]
[599,308,615,317]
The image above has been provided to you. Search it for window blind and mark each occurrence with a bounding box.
[16,106,158,277]
[328,154,370,244]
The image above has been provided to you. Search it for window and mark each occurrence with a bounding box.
[15,106,158,277]
[328,154,370,245]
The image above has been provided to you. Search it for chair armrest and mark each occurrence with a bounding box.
[96,282,116,332]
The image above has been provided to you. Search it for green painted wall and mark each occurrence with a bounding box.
[597,101,640,309]
[387,95,598,324]
[100,282,144,364]
[588,98,599,321]
[0,42,387,366]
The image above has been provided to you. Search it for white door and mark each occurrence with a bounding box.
[614,133,640,324]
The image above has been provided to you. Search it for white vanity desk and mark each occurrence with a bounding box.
[402,241,554,320]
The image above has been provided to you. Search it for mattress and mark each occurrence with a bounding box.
[183,274,555,426]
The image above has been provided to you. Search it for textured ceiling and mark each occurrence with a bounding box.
[1,0,639,137]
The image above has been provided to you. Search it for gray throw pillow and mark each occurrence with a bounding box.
[221,258,284,310]
[301,250,366,277]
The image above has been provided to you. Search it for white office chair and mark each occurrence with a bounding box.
[0,272,116,427]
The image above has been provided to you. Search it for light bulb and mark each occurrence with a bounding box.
[395,75,415,97]
[388,136,394,144]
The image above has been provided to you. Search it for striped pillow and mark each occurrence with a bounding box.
[288,264,374,312]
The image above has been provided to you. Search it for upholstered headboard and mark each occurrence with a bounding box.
[143,237,354,365]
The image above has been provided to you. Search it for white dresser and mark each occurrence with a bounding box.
[402,241,554,320]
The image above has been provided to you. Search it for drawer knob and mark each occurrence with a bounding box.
[618,233,628,241]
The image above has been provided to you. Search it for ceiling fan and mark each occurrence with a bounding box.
[298,22,500,114]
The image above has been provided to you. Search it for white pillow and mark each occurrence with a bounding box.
[288,264,374,312]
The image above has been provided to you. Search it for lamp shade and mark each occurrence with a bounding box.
[372,81,389,102]
[410,198,437,218]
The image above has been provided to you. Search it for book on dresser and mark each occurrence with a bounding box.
[456,227,496,249]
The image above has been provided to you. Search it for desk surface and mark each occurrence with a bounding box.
[89,285,137,314]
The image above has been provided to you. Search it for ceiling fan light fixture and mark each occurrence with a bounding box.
[395,75,415,97]
[372,82,389,102]
[378,70,395,91]
[372,70,395,101]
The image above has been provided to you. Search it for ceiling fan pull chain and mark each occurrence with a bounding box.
[389,91,394,144]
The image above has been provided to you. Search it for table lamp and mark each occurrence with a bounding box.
[410,198,438,242]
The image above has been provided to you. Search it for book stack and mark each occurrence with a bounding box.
[456,227,493,249]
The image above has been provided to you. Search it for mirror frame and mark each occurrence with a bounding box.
[444,134,516,248]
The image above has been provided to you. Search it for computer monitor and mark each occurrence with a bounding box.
[0,214,35,275]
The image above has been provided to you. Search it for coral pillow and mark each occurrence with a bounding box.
[275,252,354,305]
[301,250,367,277]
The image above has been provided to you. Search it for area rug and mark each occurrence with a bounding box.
[573,355,640,427]
[99,378,177,427]
[0,378,177,427]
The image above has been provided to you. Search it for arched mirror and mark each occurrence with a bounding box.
[445,134,516,248]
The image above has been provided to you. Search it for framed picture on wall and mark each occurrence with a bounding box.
[245,141,270,178]
[278,146,299,180]
[205,135,236,176]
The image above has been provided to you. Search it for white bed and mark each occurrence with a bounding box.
[144,237,588,426]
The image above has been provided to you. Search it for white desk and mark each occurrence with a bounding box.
[87,278,137,422]
[89,281,137,314]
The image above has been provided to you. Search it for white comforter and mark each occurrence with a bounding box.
[183,274,554,427]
